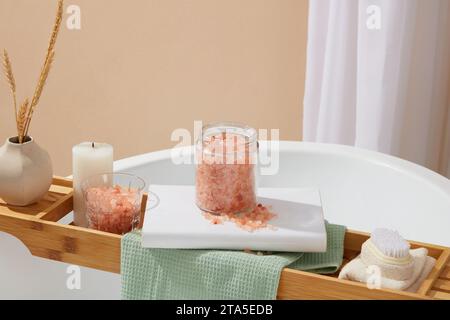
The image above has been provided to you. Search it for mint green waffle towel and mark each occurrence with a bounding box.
[121,223,346,300]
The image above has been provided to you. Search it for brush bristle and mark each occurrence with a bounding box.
[371,228,410,259]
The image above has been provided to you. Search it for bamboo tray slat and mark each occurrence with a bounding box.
[0,177,449,300]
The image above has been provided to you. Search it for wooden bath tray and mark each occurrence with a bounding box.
[0,177,449,300]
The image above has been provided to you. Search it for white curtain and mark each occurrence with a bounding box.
[303,0,450,178]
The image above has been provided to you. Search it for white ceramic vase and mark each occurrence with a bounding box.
[0,136,53,206]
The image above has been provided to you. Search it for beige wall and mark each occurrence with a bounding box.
[0,0,308,176]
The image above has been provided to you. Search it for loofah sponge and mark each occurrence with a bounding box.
[339,228,436,292]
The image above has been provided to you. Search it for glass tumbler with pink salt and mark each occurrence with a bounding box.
[82,173,146,235]
[196,122,258,215]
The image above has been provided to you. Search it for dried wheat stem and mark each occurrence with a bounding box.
[24,50,55,137]
[24,0,63,137]
[30,50,54,110]
[47,0,64,57]
[2,49,18,131]
[17,99,29,143]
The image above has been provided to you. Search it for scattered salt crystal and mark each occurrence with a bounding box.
[202,203,277,232]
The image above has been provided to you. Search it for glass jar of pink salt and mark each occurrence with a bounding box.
[196,122,258,215]
[82,173,146,235]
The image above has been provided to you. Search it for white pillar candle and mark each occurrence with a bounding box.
[72,142,113,227]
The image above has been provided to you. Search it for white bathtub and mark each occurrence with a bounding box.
[1,141,449,299]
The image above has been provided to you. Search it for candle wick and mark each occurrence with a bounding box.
[92,142,95,148]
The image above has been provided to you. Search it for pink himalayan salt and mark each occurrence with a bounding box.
[196,133,256,214]
[202,203,277,232]
[85,185,141,235]
[201,132,253,157]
